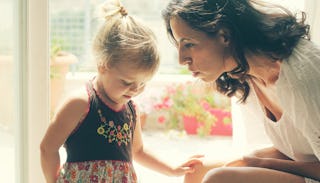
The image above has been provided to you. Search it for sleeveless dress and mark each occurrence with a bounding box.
[239,39,320,183]
[56,81,138,183]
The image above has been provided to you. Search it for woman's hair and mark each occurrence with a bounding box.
[92,0,159,74]
[162,0,310,102]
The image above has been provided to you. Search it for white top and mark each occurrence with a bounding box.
[242,39,320,162]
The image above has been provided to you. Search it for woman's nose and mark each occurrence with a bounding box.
[178,47,191,65]
[179,54,192,65]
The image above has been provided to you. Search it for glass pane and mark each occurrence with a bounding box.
[0,0,15,182]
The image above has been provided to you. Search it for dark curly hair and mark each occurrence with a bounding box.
[162,0,310,102]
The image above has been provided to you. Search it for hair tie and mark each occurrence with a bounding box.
[119,6,128,16]
[102,0,128,20]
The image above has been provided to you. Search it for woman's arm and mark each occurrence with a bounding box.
[132,108,202,176]
[226,147,320,181]
[40,90,88,183]
[243,155,320,181]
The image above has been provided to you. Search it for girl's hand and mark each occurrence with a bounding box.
[171,155,204,176]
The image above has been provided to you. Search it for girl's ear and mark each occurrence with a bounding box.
[217,29,230,46]
[98,64,107,74]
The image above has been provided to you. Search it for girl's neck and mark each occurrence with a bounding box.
[93,77,124,111]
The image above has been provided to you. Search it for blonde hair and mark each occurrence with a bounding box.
[92,0,159,74]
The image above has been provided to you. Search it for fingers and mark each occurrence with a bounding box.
[189,154,205,159]
[182,156,204,167]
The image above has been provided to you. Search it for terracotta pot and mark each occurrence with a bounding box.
[182,116,201,135]
[50,52,77,115]
[209,109,232,136]
[183,110,233,136]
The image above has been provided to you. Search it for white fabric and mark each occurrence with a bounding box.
[231,96,271,155]
[237,39,320,182]
[271,39,320,162]
[242,39,320,162]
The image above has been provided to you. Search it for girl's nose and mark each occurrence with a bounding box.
[130,83,145,92]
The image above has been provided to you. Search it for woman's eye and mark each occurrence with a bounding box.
[184,43,195,48]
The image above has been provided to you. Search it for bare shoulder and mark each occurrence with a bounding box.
[41,85,90,150]
[52,85,89,129]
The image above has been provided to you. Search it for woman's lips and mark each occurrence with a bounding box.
[192,71,200,77]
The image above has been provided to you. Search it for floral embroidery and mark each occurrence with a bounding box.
[97,109,132,146]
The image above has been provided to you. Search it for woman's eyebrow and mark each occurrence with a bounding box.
[179,38,192,43]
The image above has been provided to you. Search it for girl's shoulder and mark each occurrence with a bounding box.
[52,85,89,126]
[63,85,89,109]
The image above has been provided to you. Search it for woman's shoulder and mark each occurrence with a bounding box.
[290,39,320,62]
[283,39,320,80]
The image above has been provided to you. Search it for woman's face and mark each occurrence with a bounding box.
[169,17,236,82]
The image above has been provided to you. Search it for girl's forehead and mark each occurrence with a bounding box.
[113,63,154,81]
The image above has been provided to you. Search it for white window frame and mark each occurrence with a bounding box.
[16,0,49,182]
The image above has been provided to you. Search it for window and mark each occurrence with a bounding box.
[0,0,49,182]
[49,0,181,74]
[0,0,16,181]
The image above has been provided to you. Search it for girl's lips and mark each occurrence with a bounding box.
[123,95,132,99]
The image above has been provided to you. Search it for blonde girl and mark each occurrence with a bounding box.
[40,0,201,182]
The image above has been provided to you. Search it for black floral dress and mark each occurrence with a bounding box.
[56,81,137,183]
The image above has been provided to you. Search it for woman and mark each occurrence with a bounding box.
[162,0,320,183]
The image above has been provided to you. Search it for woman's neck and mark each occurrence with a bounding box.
[246,54,281,87]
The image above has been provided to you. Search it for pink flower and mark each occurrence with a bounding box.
[157,116,166,124]
[201,101,211,111]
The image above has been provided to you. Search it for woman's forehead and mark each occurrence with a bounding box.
[170,17,209,42]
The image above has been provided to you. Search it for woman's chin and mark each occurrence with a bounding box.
[200,75,216,83]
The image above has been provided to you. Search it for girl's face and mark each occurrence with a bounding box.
[169,17,236,82]
[97,61,153,108]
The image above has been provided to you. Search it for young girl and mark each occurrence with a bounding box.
[40,0,202,182]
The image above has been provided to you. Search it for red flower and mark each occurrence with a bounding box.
[157,115,166,124]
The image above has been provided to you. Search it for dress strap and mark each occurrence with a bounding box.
[127,101,137,129]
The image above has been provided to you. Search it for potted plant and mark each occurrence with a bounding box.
[50,39,78,115]
[153,81,232,136]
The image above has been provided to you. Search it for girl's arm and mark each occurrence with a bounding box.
[132,108,202,177]
[40,89,88,183]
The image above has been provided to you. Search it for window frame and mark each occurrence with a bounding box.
[15,0,49,182]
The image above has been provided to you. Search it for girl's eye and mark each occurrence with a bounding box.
[122,80,132,86]
[139,82,146,88]
[184,43,195,48]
